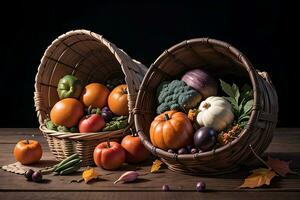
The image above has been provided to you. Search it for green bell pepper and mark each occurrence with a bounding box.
[57,75,82,99]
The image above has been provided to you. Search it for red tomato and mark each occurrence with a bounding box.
[93,141,125,170]
[79,114,105,133]
[121,134,150,164]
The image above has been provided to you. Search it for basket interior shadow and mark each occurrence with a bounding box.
[134,38,278,175]
[34,30,147,166]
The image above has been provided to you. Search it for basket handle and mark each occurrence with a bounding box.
[257,71,273,85]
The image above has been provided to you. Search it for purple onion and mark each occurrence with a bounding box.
[182,69,217,99]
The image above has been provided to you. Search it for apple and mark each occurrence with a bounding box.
[79,114,105,133]
[93,141,125,170]
[121,134,150,164]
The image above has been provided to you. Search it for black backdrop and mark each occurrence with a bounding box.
[0,1,294,127]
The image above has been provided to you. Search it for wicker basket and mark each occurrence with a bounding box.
[134,38,278,175]
[34,29,147,166]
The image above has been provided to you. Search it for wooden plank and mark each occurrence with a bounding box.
[0,149,299,191]
[0,128,299,192]
[0,191,300,200]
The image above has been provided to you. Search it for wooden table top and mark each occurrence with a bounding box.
[0,128,300,200]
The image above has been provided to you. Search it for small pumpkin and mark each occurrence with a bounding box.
[150,111,194,150]
[108,84,129,116]
[196,96,234,131]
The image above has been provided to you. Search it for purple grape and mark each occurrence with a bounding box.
[167,149,174,153]
[186,145,193,153]
[190,148,198,154]
[162,184,170,191]
[101,107,113,122]
[24,169,34,181]
[178,147,188,154]
[32,171,43,183]
[196,181,206,192]
[194,127,216,151]
[102,106,110,112]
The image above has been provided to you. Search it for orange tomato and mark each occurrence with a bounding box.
[13,140,43,165]
[108,84,129,116]
[80,83,110,108]
[50,98,84,128]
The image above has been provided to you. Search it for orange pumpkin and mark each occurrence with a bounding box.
[13,140,43,165]
[108,84,129,116]
[50,98,84,128]
[150,111,194,150]
[80,83,110,108]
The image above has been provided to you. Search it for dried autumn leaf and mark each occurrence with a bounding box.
[151,159,163,173]
[266,156,298,177]
[240,168,278,188]
[82,167,100,183]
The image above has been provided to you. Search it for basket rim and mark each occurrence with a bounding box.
[134,37,262,161]
[40,124,128,140]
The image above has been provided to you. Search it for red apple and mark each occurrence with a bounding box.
[121,133,150,164]
[93,141,125,170]
[79,114,105,133]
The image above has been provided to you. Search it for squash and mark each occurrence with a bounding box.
[196,96,234,131]
[150,111,194,150]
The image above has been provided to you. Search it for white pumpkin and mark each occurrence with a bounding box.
[196,96,234,131]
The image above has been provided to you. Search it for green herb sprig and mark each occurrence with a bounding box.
[220,80,253,127]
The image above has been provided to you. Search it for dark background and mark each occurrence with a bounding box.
[0,1,295,127]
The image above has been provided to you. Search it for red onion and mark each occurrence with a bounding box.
[182,69,217,99]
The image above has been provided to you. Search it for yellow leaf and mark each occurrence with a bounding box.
[240,168,278,188]
[151,159,163,173]
[82,167,100,183]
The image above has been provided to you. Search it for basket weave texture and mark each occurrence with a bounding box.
[34,29,147,166]
[134,38,278,175]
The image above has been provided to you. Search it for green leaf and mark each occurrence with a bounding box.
[239,121,248,128]
[238,115,250,123]
[241,84,252,94]
[224,96,239,114]
[224,96,236,106]
[232,83,240,103]
[240,84,253,102]
[243,99,254,115]
[238,98,245,113]
[220,79,235,98]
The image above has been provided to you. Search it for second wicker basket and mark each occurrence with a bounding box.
[34,29,147,166]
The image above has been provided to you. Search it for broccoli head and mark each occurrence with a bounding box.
[156,80,202,114]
